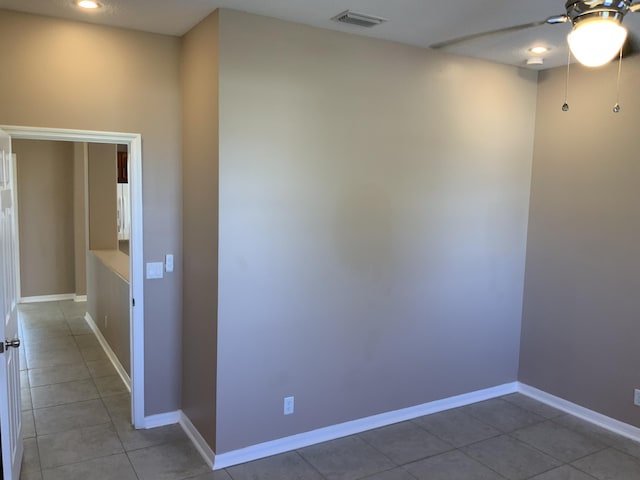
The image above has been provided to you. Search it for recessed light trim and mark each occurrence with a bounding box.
[76,0,101,9]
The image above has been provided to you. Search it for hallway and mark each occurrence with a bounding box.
[18,301,213,480]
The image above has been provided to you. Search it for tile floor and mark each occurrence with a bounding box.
[18,301,212,480]
[18,301,640,480]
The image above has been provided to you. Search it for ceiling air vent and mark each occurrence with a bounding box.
[331,10,388,28]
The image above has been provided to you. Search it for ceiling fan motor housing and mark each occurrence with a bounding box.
[565,0,631,24]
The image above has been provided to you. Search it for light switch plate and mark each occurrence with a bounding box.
[146,262,164,279]
[165,254,174,273]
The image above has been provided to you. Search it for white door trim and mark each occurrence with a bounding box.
[10,154,21,304]
[1,125,145,428]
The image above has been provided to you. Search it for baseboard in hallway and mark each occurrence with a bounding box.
[84,312,131,393]
[20,293,76,303]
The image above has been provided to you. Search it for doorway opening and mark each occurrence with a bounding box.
[1,125,145,428]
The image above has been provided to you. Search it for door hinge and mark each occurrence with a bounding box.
[132,298,135,307]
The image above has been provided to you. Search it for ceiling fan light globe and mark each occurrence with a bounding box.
[567,18,628,67]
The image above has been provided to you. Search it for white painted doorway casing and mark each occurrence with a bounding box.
[1,125,146,428]
[0,129,23,480]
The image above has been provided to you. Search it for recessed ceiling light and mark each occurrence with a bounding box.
[529,46,549,55]
[76,0,101,9]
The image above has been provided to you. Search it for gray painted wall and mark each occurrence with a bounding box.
[87,252,130,374]
[73,143,87,297]
[13,139,75,298]
[519,58,640,428]
[215,10,538,453]
[88,143,118,251]
[181,9,220,450]
[0,10,182,416]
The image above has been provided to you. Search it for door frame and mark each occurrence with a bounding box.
[1,125,145,428]
[10,154,21,305]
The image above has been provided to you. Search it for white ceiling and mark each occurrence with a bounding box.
[3,0,640,70]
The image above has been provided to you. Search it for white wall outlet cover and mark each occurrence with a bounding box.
[284,396,294,415]
[146,262,164,279]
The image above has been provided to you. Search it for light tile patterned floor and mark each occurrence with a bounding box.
[18,301,640,480]
[18,301,213,480]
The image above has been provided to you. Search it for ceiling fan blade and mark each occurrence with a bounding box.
[430,15,568,50]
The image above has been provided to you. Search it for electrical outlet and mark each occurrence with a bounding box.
[634,389,640,407]
[284,396,294,415]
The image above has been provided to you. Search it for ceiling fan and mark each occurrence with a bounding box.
[431,0,640,67]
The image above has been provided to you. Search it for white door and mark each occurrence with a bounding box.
[0,129,22,480]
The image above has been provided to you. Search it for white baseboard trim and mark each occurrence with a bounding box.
[74,295,87,302]
[143,410,181,429]
[85,310,176,434]
[20,293,75,303]
[212,382,518,470]
[518,383,640,443]
[84,312,131,393]
[180,411,215,469]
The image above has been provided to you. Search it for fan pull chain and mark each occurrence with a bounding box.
[613,48,623,113]
[562,49,571,112]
